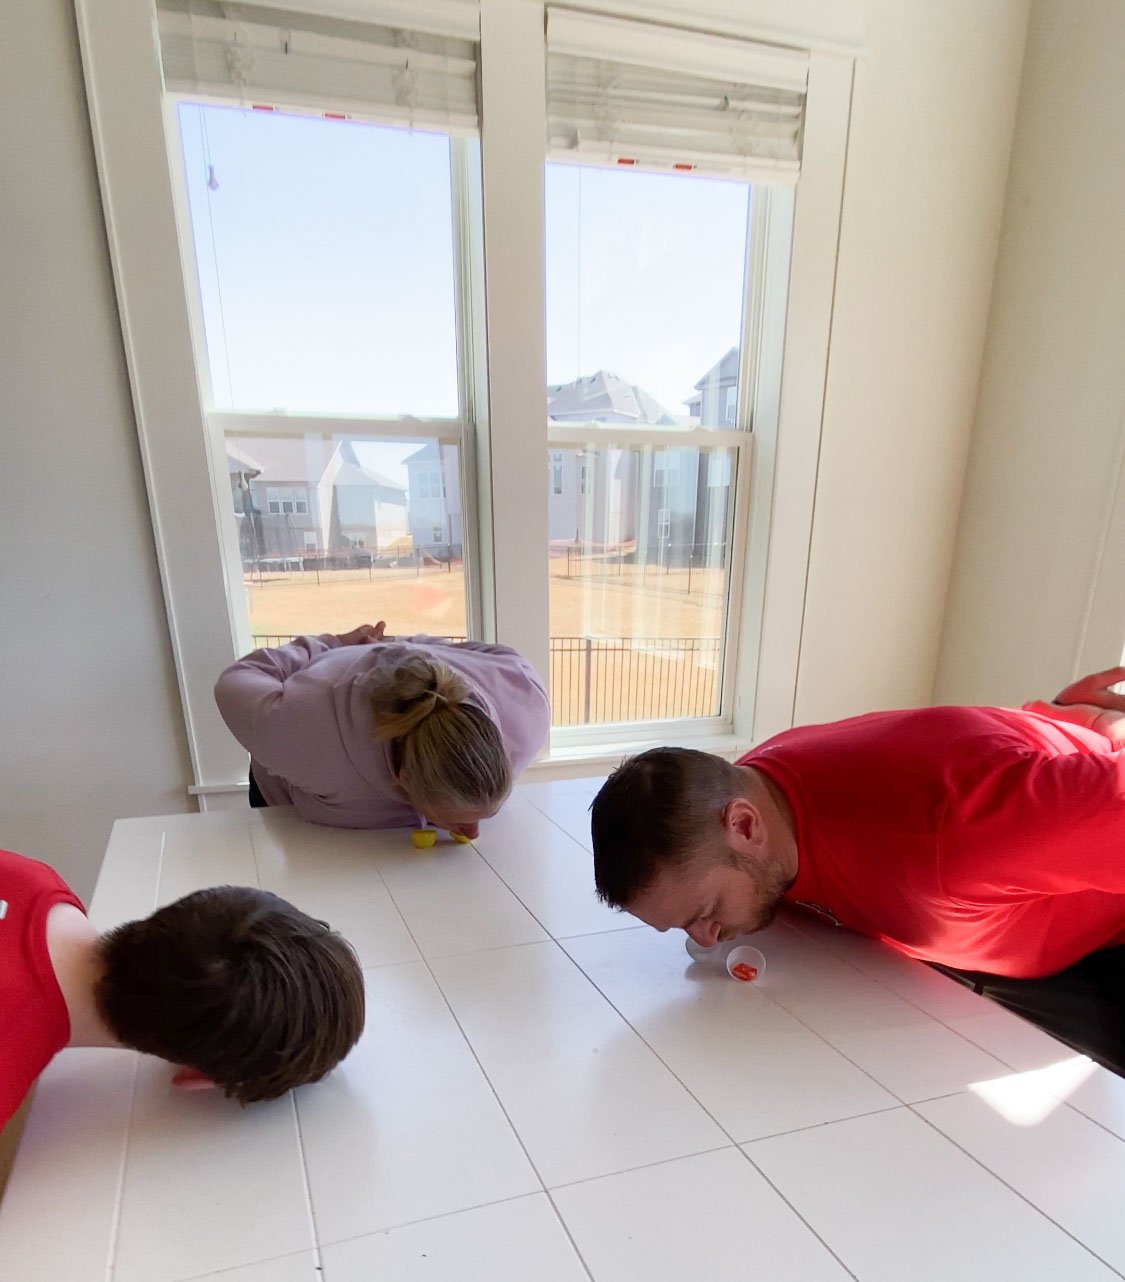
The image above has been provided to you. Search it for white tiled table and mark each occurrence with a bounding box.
[3,777,1125,1281]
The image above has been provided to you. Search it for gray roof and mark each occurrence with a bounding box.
[547,370,678,426]
[332,460,407,494]
[686,348,740,407]
[403,441,441,465]
[224,437,404,493]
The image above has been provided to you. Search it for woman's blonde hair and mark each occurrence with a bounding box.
[368,654,511,818]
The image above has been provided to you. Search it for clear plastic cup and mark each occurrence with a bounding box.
[725,944,766,983]
[685,937,727,963]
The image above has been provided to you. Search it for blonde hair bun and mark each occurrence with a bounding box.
[367,652,513,819]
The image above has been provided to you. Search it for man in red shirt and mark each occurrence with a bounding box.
[0,850,366,1127]
[591,668,1125,1074]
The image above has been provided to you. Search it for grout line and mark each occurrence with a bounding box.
[549,942,865,1279]
[288,1091,324,1278]
[366,864,598,1282]
[105,827,167,1281]
[732,1147,861,1282]
[176,1245,317,1282]
[907,1107,1125,1280]
[518,792,597,849]
[312,1189,571,1254]
[246,822,264,888]
[104,1056,141,1282]
[774,917,1125,1143]
[543,1143,738,1193]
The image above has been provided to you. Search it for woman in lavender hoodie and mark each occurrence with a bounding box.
[214,624,551,836]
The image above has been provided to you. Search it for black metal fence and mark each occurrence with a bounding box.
[550,542,728,600]
[548,635,722,725]
[249,633,722,725]
[244,547,461,588]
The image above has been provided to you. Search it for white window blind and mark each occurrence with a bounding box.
[157,0,480,133]
[546,8,808,180]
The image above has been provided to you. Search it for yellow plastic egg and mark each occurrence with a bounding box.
[411,828,437,849]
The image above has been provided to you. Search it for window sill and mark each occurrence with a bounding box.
[525,732,751,782]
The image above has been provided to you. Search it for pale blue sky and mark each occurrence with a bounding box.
[179,104,749,484]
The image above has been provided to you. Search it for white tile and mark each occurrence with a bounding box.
[752,925,1010,1101]
[553,1148,850,1281]
[917,1089,1125,1271]
[561,927,897,1140]
[1063,1065,1125,1139]
[747,1107,1118,1282]
[782,912,995,1021]
[371,840,547,957]
[181,1252,319,1282]
[157,821,259,907]
[88,817,164,930]
[515,778,603,809]
[471,797,631,939]
[0,1050,136,1282]
[520,788,597,852]
[249,811,418,968]
[321,1195,588,1282]
[113,1058,312,1282]
[827,1019,1014,1103]
[430,941,727,1187]
[297,962,538,1244]
[780,913,1079,1078]
[944,1002,1087,1073]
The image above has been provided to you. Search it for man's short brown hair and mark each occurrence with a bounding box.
[95,886,365,1103]
[592,748,748,908]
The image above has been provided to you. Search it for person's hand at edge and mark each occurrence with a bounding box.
[1053,666,1125,712]
[335,621,389,646]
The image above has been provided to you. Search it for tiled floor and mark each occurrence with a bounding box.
[2,777,1124,1281]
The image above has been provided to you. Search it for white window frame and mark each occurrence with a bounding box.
[75,0,855,798]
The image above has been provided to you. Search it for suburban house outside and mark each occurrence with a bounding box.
[227,437,408,564]
[544,361,736,567]
[226,351,736,572]
[684,346,739,426]
[403,441,463,558]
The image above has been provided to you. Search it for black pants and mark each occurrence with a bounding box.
[930,947,1125,1077]
[248,766,269,809]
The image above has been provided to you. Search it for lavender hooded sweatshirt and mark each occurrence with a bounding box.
[214,634,550,828]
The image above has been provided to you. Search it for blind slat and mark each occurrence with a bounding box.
[157,1,479,132]
[546,7,807,180]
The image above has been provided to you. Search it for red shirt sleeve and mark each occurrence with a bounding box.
[941,744,1125,897]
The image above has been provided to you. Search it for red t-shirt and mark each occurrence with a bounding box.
[743,705,1125,978]
[0,850,86,1123]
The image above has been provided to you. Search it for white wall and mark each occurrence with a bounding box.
[792,0,1031,722]
[0,0,191,899]
[935,0,1125,707]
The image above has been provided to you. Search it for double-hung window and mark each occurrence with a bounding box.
[543,9,805,731]
[161,1,483,651]
[77,0,852,796]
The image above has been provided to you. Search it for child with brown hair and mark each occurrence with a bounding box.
[0,848,365,1125]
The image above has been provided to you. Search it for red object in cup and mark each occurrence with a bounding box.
[730,963,758,982]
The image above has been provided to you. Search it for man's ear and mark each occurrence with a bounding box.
[172,1065,218,1092]
[722,796,765,855]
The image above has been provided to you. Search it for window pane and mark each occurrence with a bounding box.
[546,443,733,726]
[178,104,460,418]
[545,162,750,726]
[546,165,749,429]
[228,434,467,643]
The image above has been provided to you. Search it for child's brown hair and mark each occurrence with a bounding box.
[95,886,365,1102]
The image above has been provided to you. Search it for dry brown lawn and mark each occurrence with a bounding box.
[246,562,726,724]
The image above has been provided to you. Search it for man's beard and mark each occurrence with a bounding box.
[735,857,796,936]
